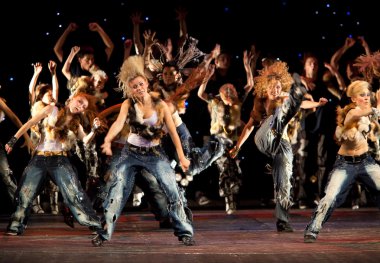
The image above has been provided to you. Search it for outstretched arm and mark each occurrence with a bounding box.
[5,104,54,154]
[0,98,34,153]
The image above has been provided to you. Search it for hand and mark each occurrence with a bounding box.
[101,141,113,156]
[229,146,240,159]
[48,60,57,74]
[20,137,35,154]
[91,117,101,132]
[179,156,190,173]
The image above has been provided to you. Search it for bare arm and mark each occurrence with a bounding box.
[330,37,355,70]
[29,62,43,104]
[176,7,188,49]
[230,117,255,158]
[241,49,255,103]
[88,22,115,61]
[62,46,80,81]
[53,22,78,63]
[79,117,101,145]
[162,101,190,172]
[5,104,54,153]
[0,98,33,153]
[101,100,130,155]
[48,60,59,102]
[98,103,122,119]
[300,97,328,109]
[123,39,133,61]
[197,64,215,102]
[130,12,144,55]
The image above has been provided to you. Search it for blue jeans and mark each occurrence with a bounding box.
[254,80,306,223]
[97,143,194,241]
[0,143,17,202]
[99,146,171,223]
[7,155,101,234]
[304,154,380,237]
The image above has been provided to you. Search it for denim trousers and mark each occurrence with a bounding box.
[98,144,194,241]
[305,154,380,237]
[254,81,306,222]
[0,143,17,201]
[7,155,101,234]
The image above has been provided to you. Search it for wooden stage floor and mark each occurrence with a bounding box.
[1,208,380,263]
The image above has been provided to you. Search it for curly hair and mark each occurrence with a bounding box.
[253,61,293,98]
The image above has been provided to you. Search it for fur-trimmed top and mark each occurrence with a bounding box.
[335,103,380,145]
[128,92,166,140]
[33,104,81,151]
[209,96,243,141]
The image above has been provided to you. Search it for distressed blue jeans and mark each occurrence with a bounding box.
[254,79,307,223]
[7,155,101,234]
[304,154,380,237]
[0,143,17,202]
[97,143,194,241]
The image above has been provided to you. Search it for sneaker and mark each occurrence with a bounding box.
[5,229,20,236]
[180,236,195,246]
[133,192,144,207]
[276,220,294,232]
[197,196,211,206]
[304,233,317,243]
[91,234,105,247]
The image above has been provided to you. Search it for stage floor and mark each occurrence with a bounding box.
[1,208,380,263]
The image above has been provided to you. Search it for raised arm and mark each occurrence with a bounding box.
[175,7,188,49]
[62,46,80,81]
[330,37,356,70]
[48,60,59,102]
[197,64,215,102]
[88,22,115,61]
[28,62,43,105]
[241,49,255,103]
[53,22,78,63]
[130,12,144,55]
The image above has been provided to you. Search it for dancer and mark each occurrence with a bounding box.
[91,56,195,246]
[304,80,380,242]
[230,61,327,231]
[4,92,102,235]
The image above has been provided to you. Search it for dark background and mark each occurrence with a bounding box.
[0,0,378,211]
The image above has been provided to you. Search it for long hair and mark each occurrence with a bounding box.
[253,61,293,98]
[116,55,146,98]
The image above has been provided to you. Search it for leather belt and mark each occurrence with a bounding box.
[127,143,160,155]
[339,152,369,164]
[35,151,68,157]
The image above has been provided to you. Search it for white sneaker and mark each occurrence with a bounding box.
[133,192,144,207]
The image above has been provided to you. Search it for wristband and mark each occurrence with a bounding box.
[7,136,18,148]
